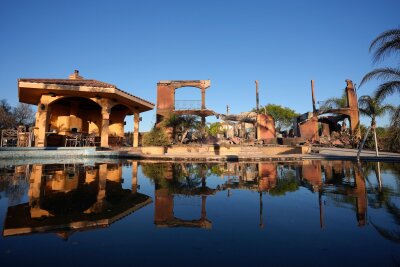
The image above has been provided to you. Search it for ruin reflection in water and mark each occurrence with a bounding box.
[142,160,368,230]
[1,160,400,266]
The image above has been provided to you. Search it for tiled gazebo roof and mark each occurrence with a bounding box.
[18,71,154,112]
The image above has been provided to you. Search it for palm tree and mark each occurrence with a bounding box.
[360,28,400,100]
[178,115,200,144]
[163,114,200,143]
[371,200,400,244]
[360,28,400,153]
[319,90,348,111]
[163,113,181,142]
[358,94,395,156]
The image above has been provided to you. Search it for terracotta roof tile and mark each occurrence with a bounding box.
[19,78,116,88]
[19,78,154,106]
[116,87,154,106]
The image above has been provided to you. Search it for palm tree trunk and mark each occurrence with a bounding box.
[357,126,372,161]
[376,162,382,191]
[180,130,189,144]
[373,127,379,156]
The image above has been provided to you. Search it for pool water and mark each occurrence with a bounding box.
[0,160,399,266]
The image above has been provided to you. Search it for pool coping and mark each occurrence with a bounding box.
[0,146,400,163]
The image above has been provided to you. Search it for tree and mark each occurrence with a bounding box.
[163,114,201,143]
[360,28,400,152]
[207,122,223,137]
[178,115,201,144]
[255,104,299,131]
[358,94,395,155]
[163,113,181,141]
[360,28,400,116]
[362,68,400,100]
[142,127,169,146]
[0,99,15,130]
[0,100,35,130]
[13,103,35,126]
[361,28,400,92]
[319,90,348,111]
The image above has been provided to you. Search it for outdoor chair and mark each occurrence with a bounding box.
[65,133,83,147]
[1,129,18,147]
[84,133,100,147]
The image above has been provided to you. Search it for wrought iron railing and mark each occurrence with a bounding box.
[174,100,202,110]
[1,128,33,147]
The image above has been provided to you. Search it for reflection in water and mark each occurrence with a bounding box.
[0,165,30,205]
[141,160,372,230]
[145,163,213,229]
[1,160,399,248]
[2,162,151,239]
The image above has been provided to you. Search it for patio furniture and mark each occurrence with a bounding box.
[1,129,18,147]
[65,133,83,147]
[84,133,100,147]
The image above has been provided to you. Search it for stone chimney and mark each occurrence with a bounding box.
[69,70,83,80]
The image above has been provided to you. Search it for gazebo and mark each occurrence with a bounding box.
[18,70,154,148]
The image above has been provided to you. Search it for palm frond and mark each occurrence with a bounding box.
[358,107,372,118]
[370,29,400,51]
[358,95,373,103]
[358,95,374,118]
[369,28,400,63]
[360,68,400,87]
[375,81,400,99]
[320,95,347,111]
[379,104,396,117]
[371,221,400,244]
[386,201,400,225]
[372,36,400,63]
[358,94,395,122]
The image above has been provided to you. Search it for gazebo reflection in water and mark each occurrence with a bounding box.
[3,161,151,239]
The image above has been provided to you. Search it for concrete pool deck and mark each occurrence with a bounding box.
[0,145,399,163]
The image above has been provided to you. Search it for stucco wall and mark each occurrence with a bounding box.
[141,145,308,156]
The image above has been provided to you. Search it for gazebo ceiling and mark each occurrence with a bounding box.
[18,73,154,113]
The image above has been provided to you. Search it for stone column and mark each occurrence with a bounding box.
[133,112,140,148]
[98,164,107,203]
[87,163,107,213]
[101,107,110,147]
[345,80,361,138]
[201,195,207,220]
[35,103,48,147]
[354,164,366,226]
[29,165,43,206]
[201,88,206,110]
[132,161,138,193]
[29,165,49,218]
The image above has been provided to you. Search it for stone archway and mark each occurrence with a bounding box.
[174,86,203,111]
[47,96,103,135]
[34,96,103,147]
[109,104,132,146]
[156,80,211,123]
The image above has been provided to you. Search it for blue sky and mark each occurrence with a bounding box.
[1,0,399,131]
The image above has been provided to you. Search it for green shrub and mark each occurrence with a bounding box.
[142,128,169,146]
